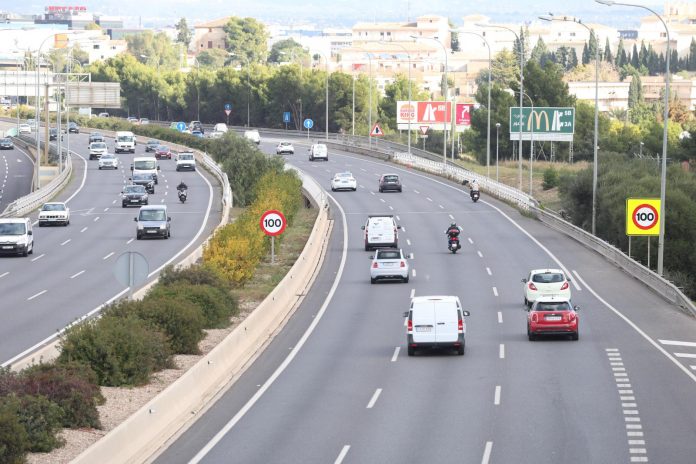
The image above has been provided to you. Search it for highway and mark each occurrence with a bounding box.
[154,136,696,463]
[0,131,223,365]
[0,122,33,212]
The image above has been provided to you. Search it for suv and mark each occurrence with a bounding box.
[89,142,108,160]
[243,129,260,144]
[121,184,149,207]
[89,132,105,145]
[130,172,156,193]
[378,173,402,192]
[135,205,170,239]
[361,215,400,251]
[176,152,196,171]
[0,217,34,256]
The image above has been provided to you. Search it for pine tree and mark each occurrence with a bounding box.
[569,47,579,69]
[689,38,696,71]
[588,30,599,61]
[628,73,643,108]
[582,42,590,65]
[615,39,625,67]
[604,37,613,63]
[639,41,649,68]
[631,44,640,68]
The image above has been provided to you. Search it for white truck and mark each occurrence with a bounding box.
[114,131,136,153]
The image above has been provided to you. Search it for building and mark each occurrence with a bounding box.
[193,17,230,53]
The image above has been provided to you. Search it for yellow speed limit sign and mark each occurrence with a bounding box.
[626,198,661,236]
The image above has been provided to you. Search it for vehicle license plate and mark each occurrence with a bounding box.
[2,245,12,249]
[131,199,139,202]
[147,230,157,234]
[416,326,432,332]
[383,262,394,267]
[545,315,562,321]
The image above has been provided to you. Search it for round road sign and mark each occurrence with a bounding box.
[632,203,659,230]
[303,118,314,129]
[260,210,287,236]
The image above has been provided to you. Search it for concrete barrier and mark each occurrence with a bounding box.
[72,169,331,464]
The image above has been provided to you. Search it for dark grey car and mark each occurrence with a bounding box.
[130,173,156,194]
[121,184,149,207]
[379,174,402,192]
[0,138,13,150]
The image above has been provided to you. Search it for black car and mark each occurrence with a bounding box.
[379,173,402,192]
[121,184,149,207]
[130,172,156,194]
[0,137,13,150]
[49,128,63,141]
[89,132,105,145]
[68,122,80,133]
[145,140,160,152]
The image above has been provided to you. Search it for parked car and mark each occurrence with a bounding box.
[145,140,160,152]
[361,215,400,251]
[18,124,31,134]
[135,205,170,240]
[154,145,172,160]
[308,143,328,161]
[67,122,80,133]
[527,296,580,341]
[98,153,119,170]
[0,217,33,256]
[38,202,70,227]
[175,152,196,171]
[121,184,149,207]
[405,296,470,356]
[0,137,14,150]
[522,269,572,308]
[331,172,357,191]
[378,173,402,192]
[89,142,108,160]
[370,248,409,283]
[276,141,294,155]
[243,129,260,144]
[130,172,156,194]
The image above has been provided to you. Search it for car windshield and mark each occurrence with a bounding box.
[134,160,156,170]
[124,185,146,193]
[377,250,401,260]
[139,210,166,221]
[42,204,65,211]
[133,173,151,181]
[535,301,572,311]
[532,273,565,283]
[383,175,399,182]
[179,154,194,160]
[92,143,106,149]
[336,172,352,178]
[101,155,115,160]
[157,146,168,151]
[1,138,10,143]
[280,142,291,146]
[0,223,26,235]
[147,140,159,145]
[117,135,133,142]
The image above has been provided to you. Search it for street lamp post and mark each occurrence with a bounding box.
[477,23,524,191]
[351,46,373,145]
[495,122,501,182]
[381,40,412,154]
[596,0,670,275]
[314,52,330,140]
[541,14,600,235]
[412,35,448,164]
[227,53,251,127]
[193,57,200,122]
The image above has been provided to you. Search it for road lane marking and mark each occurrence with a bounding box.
[412,269,416,277]
[380,198,385,203]
[391,347,400,362]
[401,226,406,232]
[0,272,8,279]
[468,237,474,244]
[61,239,71,245]
[477,251,483,258]
[414,189,420,194]
[497,312,503,323]
[438,204,444,209]
[104,207,109,212]
[486,267,492,275]
[630,458,648,463]
[494,386,501,405]
[409,253,414,259]
[389,205,393,210]
[492,287,498,297]
[366,388,382,408]
[410,288,415,298]
[426,197,432,202]
[627,432,644,437]
[334,445,350,464]
[674,353,696,358]
[449,214,454,220]
[70,270,85,279]
[370,191,375,195]
[93,216,100,222]
[659,340,696,347]
[406,239,411,246]
[396,215,400,221]
[31,254,45,262]
[27,290,47,301]
[499,344,505,359]
[103,252,114,260]
[481,441,493,464]
[80,227,87,232]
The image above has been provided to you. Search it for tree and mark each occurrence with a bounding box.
[689,38,696,71]
[588,30,598,62]
[631,43,640,68]
[530,37,550,65]
[604,38,613,64]
[223,17,269,63]
[628,73,643,108]
[490,49,519,89]
[196,49,229,69]
[125,31,180,70]
[582,42,590,65]
[175,18,192,48]
[449,19,460,52]
[267,38,309,65]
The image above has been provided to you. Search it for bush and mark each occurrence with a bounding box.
[542,166,559,190]
[158,264,228,290]
[18,362,104,429]
[0,403,29,464]
[0,394,64,453]
[147,283,238,329]
[58,314,173,387]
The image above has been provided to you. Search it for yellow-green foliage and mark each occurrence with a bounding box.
[204,170,303,286]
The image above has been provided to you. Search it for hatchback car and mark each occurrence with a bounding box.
[379,174,402,192]
[522,269,572,307]
[155,145,172,160]
[527,297,579,341]
[139,118,150,125]
[127,117,139,124]
[67,122,80,133]
[121,184,149,207]
[38,202,70,227]
[370,248,409,283]
[89,132,105,145]
[276,141,294,155]
[98,153,119,170]
[49,128,62,141]
[135,205,170,239]
[19,124,31,134]
[145,140,160,152]
[0,138,13,150]
[331,172,357,191]
[130,172,156,194]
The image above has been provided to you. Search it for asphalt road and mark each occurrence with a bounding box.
[0,131,223,365]
[0,122,33,212]
[155,136,696,464]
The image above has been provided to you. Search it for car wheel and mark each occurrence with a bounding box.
[571,331,579,341]
[122,203,127,208]
[379,187,383,193]
[457,342,465,355]
[403,275,409,283]
[371,277,376,284]
[528,331,536,341]
[98,166,102,170]
[144,201,148,205]
[524,297,530,308]
[407,346,415,356]
[136,233,141,240]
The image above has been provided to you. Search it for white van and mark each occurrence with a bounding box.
[131,156,160,184]
[115,131,136,153]
[405,296,470,356]
[361,215,399,251]
[0,217,34,257]
[243,129,260,144]
[213,123,228,133]
[308,143,328,161]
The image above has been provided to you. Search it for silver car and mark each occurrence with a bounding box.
[370,248,409,284]
[98,154,119,170]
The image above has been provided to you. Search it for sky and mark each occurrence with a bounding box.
[1,0,666,29]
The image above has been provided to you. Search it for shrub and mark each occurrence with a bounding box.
[0,367,21,397]
[147,283,238,329]
[158,264,228,290]
[137,296,206,354]
[542,166,559,190]
[0,403,29,464]
[0,394,64,453]
[18,362,104,429]
[58,314,173,387]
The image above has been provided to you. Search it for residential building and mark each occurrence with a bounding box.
[193,17,230,53]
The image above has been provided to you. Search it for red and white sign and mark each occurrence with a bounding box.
[260,210,287,236]
[417,101,451,125]
[224,109,231,116]
[456,103,473,126]
[399,103,416,122]
[397,101,474,131]
[625,198,661,236]
[419,126,429,135]
[370,123,384,137]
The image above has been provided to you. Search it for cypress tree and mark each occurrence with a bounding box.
[604,37,613,63]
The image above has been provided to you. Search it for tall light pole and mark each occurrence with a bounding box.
[351,46,373,145]
[193,56,200,122]
[34,33,61,189]
[227,52,251,127]
[541,14,600,235]
[453,29,492,177]
[314,51,330,140]
[495,122,501,182]
[477,23,524,190]
[412,35,448,164]
[381,40,412,154]
[596,0,670,276]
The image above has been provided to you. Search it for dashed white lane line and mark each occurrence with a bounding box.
[406,239,411,246]
[401,226,406,232]
[468,237,474,244]
[370,191,375,196]
[31,254,45,262]
[497,312,503,323]
[359,184,365,189]
[70,270,85,279]
[494,386,501,405]
[426,197,432,202]
[486,267,492,275]
[0,272,8,279]
[389,205,393,210]
[411,269,416,277]
[409,253,414,259]
[61,239,71,246]
[492,287,498,297]
[414,189,420,194]
[499,344,505,359]
[438,204,444,209]
[112,199,117,204]
[80,227,87,233]
[27,290,47,301]
[477,251,483,258]
[104,207,109,212]
[103,252,114,260]
[334,445,350,464]
[448,214,454,220]
[127,238,134,244]
[481,441,493,464]
[396,215,400,221]
[93,216,100,222]
[380,198,385,203]
[391,347,400,362]
[366,388,382,409]
[409,288,415,298]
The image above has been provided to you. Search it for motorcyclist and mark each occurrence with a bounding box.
[176,180,188,192]
[445,222,463,238]
[469,179,480,200]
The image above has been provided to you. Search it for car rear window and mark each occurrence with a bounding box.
[377,250,400,259]
[535,302,571,311]
[532,273,564,283]
[383,175,399,182]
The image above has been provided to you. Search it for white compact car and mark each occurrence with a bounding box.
[331,172,357,191]
[98,154,119,170]
[522,268,572,307]
[38,202,70,226]
[19,124,31,134]
[89,142,108,160]
[370,248,409,283]
[276,141,294,155]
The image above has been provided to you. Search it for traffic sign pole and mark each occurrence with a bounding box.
[260,210,287,265]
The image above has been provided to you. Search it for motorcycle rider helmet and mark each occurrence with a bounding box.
[450,222,457,227]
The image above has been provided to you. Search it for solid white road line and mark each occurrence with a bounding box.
[659,339,696,347]
[492,287,498,297]
[61,239,71,245]
[486,267,492,275]
[494,386,501,405]
[334,445,350,464]
[569,269,582,291]
[497,312,503,324]
[70,270,85,279]
[481,441,493,464]
[391,347,400,362]
[366,388,382,409]
[499,344,505,359]
[103,252,114,260]
[27,290,47,301]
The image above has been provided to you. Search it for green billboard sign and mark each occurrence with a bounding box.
[508,107,575,142]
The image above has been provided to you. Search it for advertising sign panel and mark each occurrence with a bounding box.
[508,107,575,141]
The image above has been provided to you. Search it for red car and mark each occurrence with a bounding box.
[155,145,172,160]
[527,297,579,341]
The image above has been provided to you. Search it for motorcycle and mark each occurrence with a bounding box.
[471,190,480,203]
[177,188,187,203]
[447,235,461,254]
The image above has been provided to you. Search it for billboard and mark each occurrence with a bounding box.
[397,101,472,131]
[508,107,575,142]
[66,82,121,108]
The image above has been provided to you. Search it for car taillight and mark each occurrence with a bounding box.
[528,283,538,291]
[372,262,378,269]
[407,319,413,332]
[531,313,538,323]
[568,312,576,322]
[561,282,569,290]
[400,261,405,268]
[458,319,463,331]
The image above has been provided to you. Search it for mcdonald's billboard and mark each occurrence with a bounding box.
[508,107,574,142]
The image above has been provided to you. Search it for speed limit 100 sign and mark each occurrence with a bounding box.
[260,210,287,236]
[626,198,661,236]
